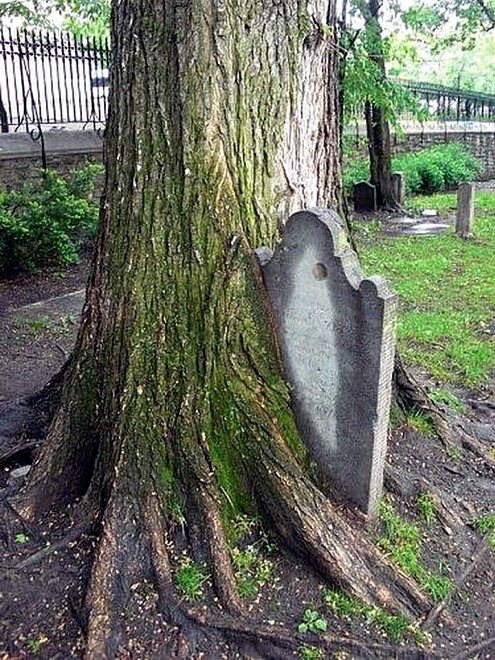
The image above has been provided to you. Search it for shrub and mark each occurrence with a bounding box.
[343,142,480,196]
[0,164,101,274]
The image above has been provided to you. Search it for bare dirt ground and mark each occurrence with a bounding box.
[0,252,494,658]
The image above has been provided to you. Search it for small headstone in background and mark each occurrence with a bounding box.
[456,182,475,238]
[392,171,405,205]
[354,181,377,212]
[259,208,397,518]
[421,209,438,217]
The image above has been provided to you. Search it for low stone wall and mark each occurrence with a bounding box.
[392,130,495,181]
[0,131,104,191]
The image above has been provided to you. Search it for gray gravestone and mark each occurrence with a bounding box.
[456,182,475,238]
[258,208,397,517]
[353,181,377,212]
[392,171,405,205]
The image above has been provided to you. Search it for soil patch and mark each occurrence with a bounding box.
[0,260,494,658]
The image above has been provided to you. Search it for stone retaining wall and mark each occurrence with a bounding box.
[392,131,495,180]
[0,131,104,191]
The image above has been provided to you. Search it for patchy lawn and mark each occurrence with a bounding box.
[358,190,495,391]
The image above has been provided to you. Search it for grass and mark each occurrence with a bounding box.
[299,645,323,659]
[472,514,495,550]
[227,514,277,599]
[175,557,210,601]
[358,190,495,389]
[429,388,465,413]
[377,500,452,601]
[417,492,436,526]
[405,411,436,437]
[322,587,425,644]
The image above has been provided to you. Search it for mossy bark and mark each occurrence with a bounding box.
[21,1,429,655]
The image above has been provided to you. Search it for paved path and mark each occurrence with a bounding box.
[0,290,85,402]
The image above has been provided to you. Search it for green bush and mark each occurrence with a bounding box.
[0,164,101,274]
[344,142,480,196]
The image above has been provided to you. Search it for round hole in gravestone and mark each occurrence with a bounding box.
[313,263,328,280]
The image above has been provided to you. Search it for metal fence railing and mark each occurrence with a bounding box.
[399,79,495,122]
[0,26,111,134]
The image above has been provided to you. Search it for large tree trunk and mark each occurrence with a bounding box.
[18,0,428,655]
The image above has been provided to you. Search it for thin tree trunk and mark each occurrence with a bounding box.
[363,0,397,209]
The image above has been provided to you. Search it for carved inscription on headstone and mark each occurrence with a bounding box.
[258,208,397,517]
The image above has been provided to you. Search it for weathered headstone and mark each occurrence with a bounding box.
[258,208,397,517]
[456,182,475,238]
[392,171,405,205]
[353,181,377,212]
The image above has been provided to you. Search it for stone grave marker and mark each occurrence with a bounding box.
[353,181,377,212]
[456,182,475,238]
[392,171,405,205]
[257,208,397,517]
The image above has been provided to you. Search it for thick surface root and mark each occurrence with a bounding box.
[247,417,431,619]
[393,354,455,448]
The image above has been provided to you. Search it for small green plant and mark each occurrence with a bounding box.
[175,557,210,601]
[405,411,436,437]
[365,607,412,642]
[27,635,48,653]
[472,515,495,549]
[57,313,78,333]
[25,315,51,338]
[227,514,259,545]
[232,544,274,599]
[323,588,363,619]
[168,497,186,534]
[323,587,423,643]
[298,609,328,634]
[445,447,462,462]
[429,388,465,414]
[299,644,323,659]
[417,492,436,526]
[14,532,28,544]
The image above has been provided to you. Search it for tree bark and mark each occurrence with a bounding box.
[363,0,397,209]
[18,0,428,654]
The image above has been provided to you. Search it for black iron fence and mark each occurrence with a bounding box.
[1,26,495,136]
[0,26,110,134]
[400,79,495,122]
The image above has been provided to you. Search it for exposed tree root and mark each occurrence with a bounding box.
[242,410,431,619]
[182,605,434,659]
[83,485,154,658]
[459,426,495,471]
[453,637,495,660]
[6,520,92,571]
[422,537,490,632]
[393,354,456,449]
[0,441,39,472]
[177,430,244,616]
[418,481,465,533]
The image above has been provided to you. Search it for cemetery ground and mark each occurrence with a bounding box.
[0,193,494,658]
